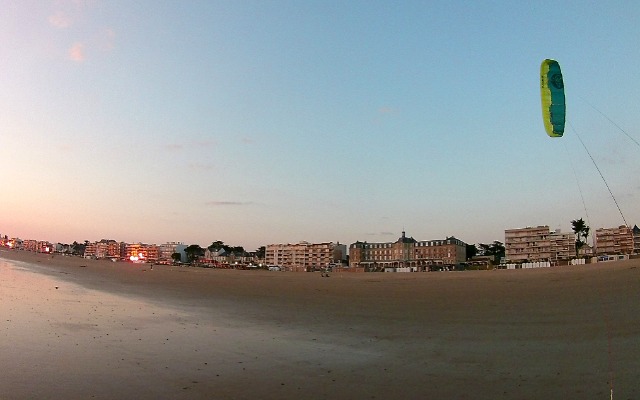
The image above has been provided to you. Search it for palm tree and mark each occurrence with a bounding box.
[571,218,590,258]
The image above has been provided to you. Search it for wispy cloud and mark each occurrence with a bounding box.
[188,162,215,171]
[205,201,253,206]
[378,107,396,114]
[165,140,216,150]
[163,143,184,151]
[365,231,395,237]
[49,11,72,28]
[68,42,85,62]
[101,28,116,51]
[195,139,217,148]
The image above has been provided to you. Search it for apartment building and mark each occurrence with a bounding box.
[158,242,187,263]
[265,241,347,271]
[125,243,159,262]
[549,229,575,261]
[505,226,553,262]
[595,225,635,255]
[84,239,125,259]
[18,239,53,253]
[349,232,467,271]
[634,225,640,254]
[505,225,592,262]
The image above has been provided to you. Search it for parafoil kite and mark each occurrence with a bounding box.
[540,59,565,137]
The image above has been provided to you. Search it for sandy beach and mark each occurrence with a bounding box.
[1,249,639,399]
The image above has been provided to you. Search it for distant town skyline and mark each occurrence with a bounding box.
[3,216,637,254]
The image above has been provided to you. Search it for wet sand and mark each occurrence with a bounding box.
[1,249,639,399]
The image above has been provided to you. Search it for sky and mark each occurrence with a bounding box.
[1,0,639,251]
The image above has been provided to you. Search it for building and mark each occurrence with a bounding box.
[549,229,575,261]
[158,242,187,263]
[634,225,640,254]
[349,232,467,272]
[16,239,53,253]
[595,225,634,255]
[265,241,347,272]
[505,225,594,263]
[84,239,125,259]
[505,226,551,262]
[125,243,159,262]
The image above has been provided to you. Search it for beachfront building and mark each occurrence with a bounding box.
[595,225,635,255]
[84,239,126,259]
[504,226,551,262]
[19,239,53,253]
[158,242,187,263]
[549,229,575,262]
[125,243,159,262]
[265,241,347,272]
[505,225,593,263]
[634,225,640,254]
[349,232,467,272]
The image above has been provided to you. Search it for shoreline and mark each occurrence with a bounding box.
[1,249,640,399]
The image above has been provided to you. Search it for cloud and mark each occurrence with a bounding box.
[49,11,72,28]
[163,143,184,151]
[205,201,252,206]
[364,231,395,237]
[188,162,215,171]
[378,107,396,114]
[68,42,85,62]
[195,139,217,148]
[164,139,217,151]
[102,28,116,51]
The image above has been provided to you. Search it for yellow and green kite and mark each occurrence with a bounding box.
[540,59,566,137]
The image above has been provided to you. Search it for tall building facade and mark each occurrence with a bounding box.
[504,226,552,262]
[549,229,575,261]
[349,232,467,271]
[265,241,347,271]
[505,225,591,262]
[84,239,125,259]
[595,225,635,255]
[158,242,187,263]
[125,243,159,262]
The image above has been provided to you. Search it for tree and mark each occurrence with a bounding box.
[231,246,245,256]
[71,241,85,256]
[476,241,505,263]
[571,218,590,258]
[466,244,477,260]
[208,241,225,252]
[171,252,182,263]
[255,246,266,259]
[184,244,204,263]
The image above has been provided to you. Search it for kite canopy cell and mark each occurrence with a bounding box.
[540,59,566,137]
